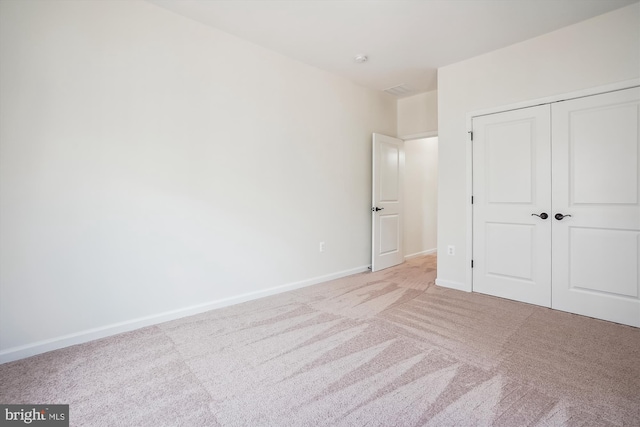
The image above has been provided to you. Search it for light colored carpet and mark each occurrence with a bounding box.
[1,254,639,426]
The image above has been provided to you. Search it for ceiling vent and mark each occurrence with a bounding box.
[384,84,413,97]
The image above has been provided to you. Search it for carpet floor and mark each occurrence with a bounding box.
[1,254,639,426]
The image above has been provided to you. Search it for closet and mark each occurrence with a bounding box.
[472,86,640,327]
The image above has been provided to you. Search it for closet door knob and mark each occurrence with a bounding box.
[531,213,548,219]
[555,213,572,220]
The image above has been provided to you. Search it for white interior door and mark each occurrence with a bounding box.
[372,133,404,272]
[472,105,552,307]
[551,87,640,327]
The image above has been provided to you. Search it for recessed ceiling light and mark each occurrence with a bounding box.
[354,54,368,64]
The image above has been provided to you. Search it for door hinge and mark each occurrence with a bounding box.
[469,131,473,141]
[471,260,474,268]
[471,196,474,204]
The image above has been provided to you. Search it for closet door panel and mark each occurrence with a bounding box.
[472,105,552,307]
[552,87,640,327]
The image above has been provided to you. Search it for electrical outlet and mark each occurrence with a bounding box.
[319,241,325,253]
[447,245,455,256]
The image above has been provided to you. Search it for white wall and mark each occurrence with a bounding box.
[397,91,438,137]
[0,0,396,361]
[437,3,640,290]
[404,137,438,257]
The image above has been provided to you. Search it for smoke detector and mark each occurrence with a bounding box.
[354,54,368,63]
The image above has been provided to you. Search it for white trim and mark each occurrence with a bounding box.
[435,278,469,292]
[404,248,437,259]
[468,79,640,120]
[465,79,640,295]
[398,131,438,141]
[0,264,369,364]
[466,121,474,293]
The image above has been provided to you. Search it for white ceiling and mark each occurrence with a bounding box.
[148,0,638,97]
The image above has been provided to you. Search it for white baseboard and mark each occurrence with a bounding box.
[435,278,471,292]
[404,248,437,259]
[0,264,369,364]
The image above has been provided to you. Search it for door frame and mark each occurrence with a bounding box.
[465,78,640,293]
[398,130,439,141]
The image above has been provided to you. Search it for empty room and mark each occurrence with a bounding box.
[1,0,639,425]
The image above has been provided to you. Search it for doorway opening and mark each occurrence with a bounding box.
[404,136,438,259]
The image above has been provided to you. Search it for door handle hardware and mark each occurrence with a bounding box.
[372,207,384,212]
[531,213,548,220]
[555,213,572,220]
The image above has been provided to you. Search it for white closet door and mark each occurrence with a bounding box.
[472,105,552,307]
[551,87,640,327]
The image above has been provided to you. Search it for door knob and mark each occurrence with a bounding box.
[555,213,572,220]
[372,207,384,212]
[531,213,548,220]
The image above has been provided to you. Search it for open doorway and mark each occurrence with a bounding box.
[404,136,438,258]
